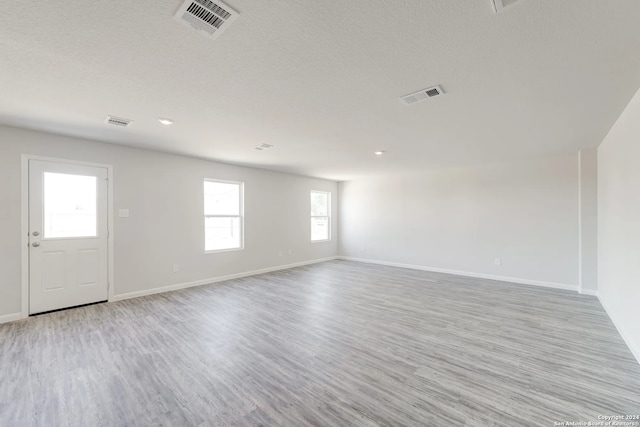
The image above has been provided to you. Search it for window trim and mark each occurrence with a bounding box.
[204,179,244,253]
[310,190,331,242]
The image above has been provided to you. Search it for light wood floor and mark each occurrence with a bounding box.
[1,260,639,426]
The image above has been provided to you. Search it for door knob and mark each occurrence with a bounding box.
[32,242,40,247]
[32,231,40,236]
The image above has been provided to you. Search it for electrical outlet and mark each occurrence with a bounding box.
[494,258,501,266]
[172,264,179,273]
[288,249,292,256]
[278,250,283,257]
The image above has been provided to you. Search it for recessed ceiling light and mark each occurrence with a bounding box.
[158,118,174,125]
[374,151,385,156]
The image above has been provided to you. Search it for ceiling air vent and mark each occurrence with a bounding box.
[492,0,521,13]
[254,143,274,151]
[174,0,239,40]
[401,85,444,105]
[105,115,133,127]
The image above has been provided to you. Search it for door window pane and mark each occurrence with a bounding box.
[44,172,97,238]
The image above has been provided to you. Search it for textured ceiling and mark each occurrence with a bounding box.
[1,0,640,180]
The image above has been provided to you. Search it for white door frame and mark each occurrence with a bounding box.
[20,154,115,318]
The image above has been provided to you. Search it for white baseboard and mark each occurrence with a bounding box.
[598,295,640,366]
[0,312,25,325]
[338,256,578,292]
[579,288,598,297]
[111,256,338,302]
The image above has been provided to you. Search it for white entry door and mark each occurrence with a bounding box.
[29,159,109,314]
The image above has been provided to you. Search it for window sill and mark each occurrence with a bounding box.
[205,247,244,254]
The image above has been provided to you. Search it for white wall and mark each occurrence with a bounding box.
[598,88,640,363]
[578,148,598,294]
[0,125,338,320]
[339,154,580,288]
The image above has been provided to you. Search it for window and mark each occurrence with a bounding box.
[204,180,243,252]
[310,191,330,242]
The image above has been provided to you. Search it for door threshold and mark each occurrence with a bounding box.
[30,300,108,317]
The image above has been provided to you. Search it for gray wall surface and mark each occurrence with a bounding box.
[598,89,640,362]
[0,125,338,318]
[339,154,580,287]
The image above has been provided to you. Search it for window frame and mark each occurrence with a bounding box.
[310,190,331,242]
[204,179,244,253]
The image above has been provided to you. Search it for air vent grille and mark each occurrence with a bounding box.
[254,143,274,151]
[400,85,444,105]
[105,115,133,127]
[187,3,224,29]
[425,88,441,97]
[174,0,239,40]
[492,0,522,13]
[194,0,232,19]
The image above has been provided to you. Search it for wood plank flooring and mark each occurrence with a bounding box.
[1,260,639,426]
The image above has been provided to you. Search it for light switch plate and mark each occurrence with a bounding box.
[119,209,130,218]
